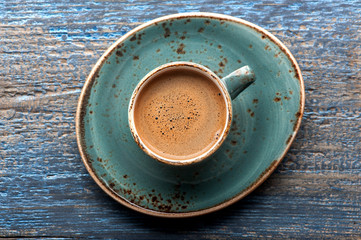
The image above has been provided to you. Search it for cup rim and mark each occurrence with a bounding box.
[128,61,233,166]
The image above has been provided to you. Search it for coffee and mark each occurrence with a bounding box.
[133,68,227,160]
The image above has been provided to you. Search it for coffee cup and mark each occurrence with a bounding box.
[128,61,255,166]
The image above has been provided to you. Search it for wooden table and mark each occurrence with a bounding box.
[1,0,360,238]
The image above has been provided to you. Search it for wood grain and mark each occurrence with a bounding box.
[0,0,360,238]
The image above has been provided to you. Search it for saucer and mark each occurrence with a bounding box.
[76,12,304,217]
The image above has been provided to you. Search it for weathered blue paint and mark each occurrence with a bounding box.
[0,0,360,238]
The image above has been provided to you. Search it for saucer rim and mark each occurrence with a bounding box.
[75,12,305,218]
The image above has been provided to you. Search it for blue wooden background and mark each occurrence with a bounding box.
[1,0,360,238]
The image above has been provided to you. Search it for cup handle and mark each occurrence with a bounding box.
[221,65,255,100]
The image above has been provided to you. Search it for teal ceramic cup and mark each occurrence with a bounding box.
[128,61,255,166]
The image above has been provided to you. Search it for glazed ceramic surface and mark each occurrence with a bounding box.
[76,12,304,217]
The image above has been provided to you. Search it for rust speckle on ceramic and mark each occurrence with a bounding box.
[274,97,281,102]
[198,27,204,33]
[253,98,259,104]
[164,28,171,38]
[176,43,186,54]
[162,25,171,38]
[231,123,238,131]
[284,96,291,100]
[231,140,237,146]
[246,108,254,117]
[116,50,123,57]
[205,19,210,25]
[256,160,278,183]
[219,61,225,67]
[133,55,139,60]
[226,150,234,159]
[249,44,253,48]
[130,35,137,41]
[293,113,301,131]
[274,52,281,58]
[286,135,293,144]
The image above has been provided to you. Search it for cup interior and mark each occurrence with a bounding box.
[128,62,232,166]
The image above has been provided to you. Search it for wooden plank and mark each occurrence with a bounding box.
[0,0,360,238]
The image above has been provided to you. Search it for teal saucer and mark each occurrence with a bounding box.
[76,12,304,217]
